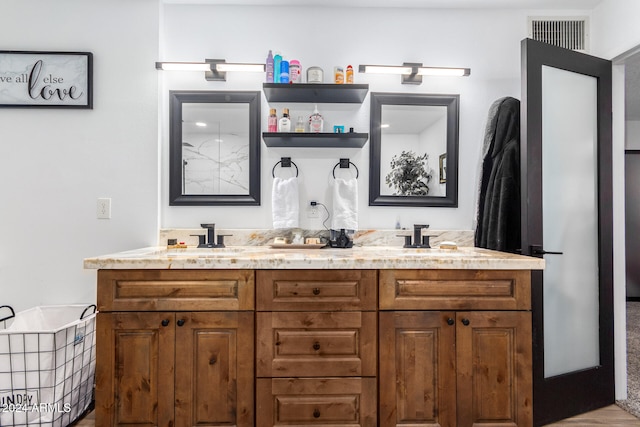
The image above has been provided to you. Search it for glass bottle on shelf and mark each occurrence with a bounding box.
[268,108,278,132]
[309,105,323,133]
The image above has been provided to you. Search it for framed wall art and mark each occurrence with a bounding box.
[0,51,93,108]
[439,153,447,183]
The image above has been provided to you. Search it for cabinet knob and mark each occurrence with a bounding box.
[313,409,321,418]
[312,288,321,295]
[209,357,217,365]
[461,318,470,326]
[161,319,170,327]
[447,318,454,326]
[313,342,321,351]
[177,319,186,327]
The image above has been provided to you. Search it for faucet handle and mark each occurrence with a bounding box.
[397,235,413,248]
[200,223,215,229]
[413,224,429,230]
[216,234,232,247]
[190,234,206,246]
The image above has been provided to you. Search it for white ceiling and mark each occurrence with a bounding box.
[164,0,602,8]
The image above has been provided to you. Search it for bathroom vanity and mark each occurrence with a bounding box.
[85,246,543,427]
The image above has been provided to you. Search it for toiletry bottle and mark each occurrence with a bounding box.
[295,116,305,132]
[266,50,274,83]
[279,108,291,132]
[309,105,323,133]
[268,108,278,132]
[334,66,344,84]
[307,66,323,83]
[346,65,354,84]
[274,52,282,84]
[289,60,301,83]
[280,60,290,83]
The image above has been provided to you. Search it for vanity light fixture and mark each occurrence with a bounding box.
[358,62,470,85]
[155,59,266,81]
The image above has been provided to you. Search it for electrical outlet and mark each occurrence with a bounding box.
[97,198,111,219]
[308,201,319,218]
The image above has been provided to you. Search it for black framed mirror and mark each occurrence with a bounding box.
[169,90,261,205]
[369,92,459,207]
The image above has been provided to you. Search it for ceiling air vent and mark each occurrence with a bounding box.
[528,17,589,52]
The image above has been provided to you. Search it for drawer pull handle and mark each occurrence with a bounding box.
[461,318,470,326]
[313,409,320,418]
[177,319,186,327]
[209,357,217,365]
[312,288,321,295]
[161,319,170,327]
[447,318,454,326]
[313,342,321,351]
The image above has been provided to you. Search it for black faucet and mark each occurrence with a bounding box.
[191,223,229,248]
[399,224,431,248]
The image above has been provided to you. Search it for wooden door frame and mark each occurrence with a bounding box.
[520,38,615,426]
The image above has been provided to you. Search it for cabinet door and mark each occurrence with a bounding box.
[95,312,175,427]
[379,311,456,427]
[174,312,254,427]
[456,311,532,427]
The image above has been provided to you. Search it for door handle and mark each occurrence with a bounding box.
[530,245,563,256]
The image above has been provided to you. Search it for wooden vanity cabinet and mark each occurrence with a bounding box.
[94,267,533,427]
[256,270,378,426]
[95,270,255,427]
[378,269,533,427]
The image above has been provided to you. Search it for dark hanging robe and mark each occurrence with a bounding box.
[475,97,521,253]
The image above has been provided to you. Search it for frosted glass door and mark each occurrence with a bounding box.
[541,65,599,378]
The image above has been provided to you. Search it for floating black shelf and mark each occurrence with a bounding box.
[262,132,368,148]
[263,83,369,104]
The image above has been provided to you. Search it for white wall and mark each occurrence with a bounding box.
[0,0,160,312]
[592,0,640,59]
[159,5,538,231]
[627,120,640,149]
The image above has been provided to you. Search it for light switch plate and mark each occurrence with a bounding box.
[97,198,111,219]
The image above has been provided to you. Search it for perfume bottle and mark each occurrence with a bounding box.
[279,108,291,132]
[309,105,323,133]
[295,116,305,132]
[268,108,278,132]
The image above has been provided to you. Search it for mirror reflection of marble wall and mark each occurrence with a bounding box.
[380,104,447,197]
[182,103,250,195]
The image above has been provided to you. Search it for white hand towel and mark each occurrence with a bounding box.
[272,177,299,229]
[331,177,358,230]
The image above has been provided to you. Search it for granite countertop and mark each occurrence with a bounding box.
[83,245,545,270]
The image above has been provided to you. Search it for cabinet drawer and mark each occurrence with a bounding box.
[257,270,377,311]
[97,269,255,311]
[379,269,531,310]
[256,311,377,377]
[256,377,376,427]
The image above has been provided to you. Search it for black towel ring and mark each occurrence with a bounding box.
[332,159,359,179]
[272,157,299,178]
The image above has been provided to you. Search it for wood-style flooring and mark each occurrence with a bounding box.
[71,404,639,426]
[544,405,640,426]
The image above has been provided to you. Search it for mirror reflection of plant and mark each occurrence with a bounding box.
[385,150,432,196]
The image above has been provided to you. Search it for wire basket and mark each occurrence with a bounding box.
[0,304,96,427]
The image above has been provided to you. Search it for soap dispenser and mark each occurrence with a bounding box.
[309,105,323,133]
